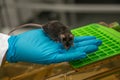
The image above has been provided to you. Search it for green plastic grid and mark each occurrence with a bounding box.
[69,23,120,68]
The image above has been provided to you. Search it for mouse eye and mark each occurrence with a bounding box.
[62,37,66,41]
[69,37,73,41]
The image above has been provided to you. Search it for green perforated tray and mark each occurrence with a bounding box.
[69,23,120,69]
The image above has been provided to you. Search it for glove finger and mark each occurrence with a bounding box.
[74,39,102,47]
[80,45,98,53]
[74,36,96,43]
[53,50,86,63]
[53,45,98,63]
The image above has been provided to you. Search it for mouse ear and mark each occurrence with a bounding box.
[69,34,74,38]
[60,34,65,39]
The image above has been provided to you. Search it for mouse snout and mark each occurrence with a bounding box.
[64,42,71,49]
[64,45,70,49]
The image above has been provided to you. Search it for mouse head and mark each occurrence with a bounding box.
[60,33,74,49]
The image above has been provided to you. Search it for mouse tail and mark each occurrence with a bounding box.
[8,23,43,35]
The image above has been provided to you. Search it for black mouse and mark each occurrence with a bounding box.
[8,20,74,50]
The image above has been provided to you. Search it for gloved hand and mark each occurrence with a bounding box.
[6,29,102,64]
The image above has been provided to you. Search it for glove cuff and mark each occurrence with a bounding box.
[6,36,17,62]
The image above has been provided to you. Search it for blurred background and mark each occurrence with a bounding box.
[0,0,120,33]
[0,0,120,80]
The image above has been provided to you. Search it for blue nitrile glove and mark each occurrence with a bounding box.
[6,29,102,64]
